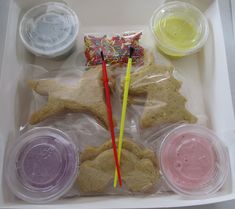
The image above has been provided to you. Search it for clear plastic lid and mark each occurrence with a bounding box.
[5,127,78,203]
[19,2,79,57]
[160,124,229,197]
[150,1,209,57]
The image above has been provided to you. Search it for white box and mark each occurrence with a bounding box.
[0,0,235,208]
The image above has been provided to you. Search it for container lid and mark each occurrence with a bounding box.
[160,124,229,197]
[5,127,78,203]
[19,2,79,57]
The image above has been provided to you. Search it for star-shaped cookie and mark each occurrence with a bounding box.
[127,62,197,128]
[28,66,115,129]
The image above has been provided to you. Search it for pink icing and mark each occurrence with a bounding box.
[161,133,216,190]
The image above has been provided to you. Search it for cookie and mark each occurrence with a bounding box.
[127,62,197,128]
[77,139,159,193]
[28,66,115,129]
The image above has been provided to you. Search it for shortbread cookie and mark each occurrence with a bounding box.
[28,66,115,128]
[77,139,159,193]
[127,63,197,128]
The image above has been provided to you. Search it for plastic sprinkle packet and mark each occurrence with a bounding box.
[84,31,144,66]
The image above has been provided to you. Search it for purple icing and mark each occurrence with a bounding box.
[6,127,78,203]
[16,135,77,190]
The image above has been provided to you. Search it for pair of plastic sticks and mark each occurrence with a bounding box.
[101,47,134,187]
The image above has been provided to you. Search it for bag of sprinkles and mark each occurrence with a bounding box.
[84,31,144,66]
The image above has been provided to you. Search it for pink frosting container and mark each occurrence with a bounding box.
[160,124,229,197]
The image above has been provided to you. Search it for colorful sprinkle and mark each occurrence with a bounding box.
[84,31,144,66]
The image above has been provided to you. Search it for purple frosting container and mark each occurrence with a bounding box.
[5,127,78,203]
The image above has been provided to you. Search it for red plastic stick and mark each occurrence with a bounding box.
[101,51,122,186]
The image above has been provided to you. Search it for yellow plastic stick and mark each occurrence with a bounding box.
[114,56,133,188]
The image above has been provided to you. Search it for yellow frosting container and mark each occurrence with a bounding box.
[150,1,209,57]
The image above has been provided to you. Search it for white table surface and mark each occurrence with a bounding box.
[0,0,235,208]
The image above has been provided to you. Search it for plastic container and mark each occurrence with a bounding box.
[150,1,209,57]
[160,124,229,197]
[19,2,79,58]
[5,127,78,203]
